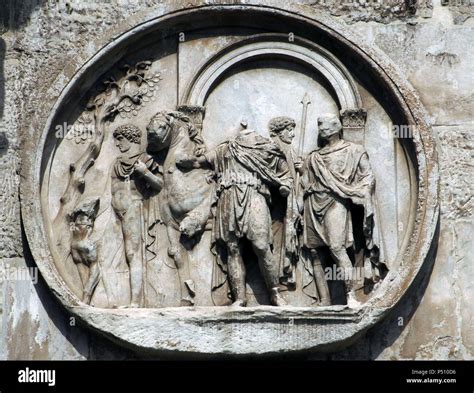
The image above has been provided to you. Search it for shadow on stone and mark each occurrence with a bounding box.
[0,131,8,157]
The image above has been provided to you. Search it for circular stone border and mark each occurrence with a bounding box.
[20,3,439,357]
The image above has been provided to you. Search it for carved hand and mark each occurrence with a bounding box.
[294,158,304,175]
[176,155,197,169]
[176,156,194,169]
[179,215,202,238]
[133,160,148,176]
[279,185,291,197]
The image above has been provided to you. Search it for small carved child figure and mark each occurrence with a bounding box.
[69,198,100,305]
[111,124,163,307]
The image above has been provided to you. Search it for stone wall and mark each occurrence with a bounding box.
[0,0,472,359]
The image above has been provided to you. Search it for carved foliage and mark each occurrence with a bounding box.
[55,61,161,224]
[340,109,367,129]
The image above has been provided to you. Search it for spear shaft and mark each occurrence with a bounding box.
[298,93,311,158]
[295,93,311,194]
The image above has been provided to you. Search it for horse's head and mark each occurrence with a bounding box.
[146,111,174,152]
[147,111,206,154]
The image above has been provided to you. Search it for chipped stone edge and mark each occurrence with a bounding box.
[19,2,439,356]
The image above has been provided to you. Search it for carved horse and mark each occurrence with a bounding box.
[146,111,213,305]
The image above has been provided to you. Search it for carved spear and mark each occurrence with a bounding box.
[295,93,311,194]
[298,93,311,155]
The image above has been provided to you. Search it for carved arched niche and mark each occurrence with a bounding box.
[21,5,438,356]
[181,34,367,144]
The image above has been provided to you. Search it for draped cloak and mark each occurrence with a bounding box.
[112,152,163,269]
[206,130,293,300]
[300,140,388,301]
[271,139,300,290]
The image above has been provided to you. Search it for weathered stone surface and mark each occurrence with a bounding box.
[17,2,438,356]
[441,0,474,24]
[0,256,141,360]
[0,37,22,259]
[332,217,473,360]
[0,0,471,359]
[352,22,474,126]
[0,257,86,360]
[302,0,432,24]
[437,126,474,219]
[329,126,474,360]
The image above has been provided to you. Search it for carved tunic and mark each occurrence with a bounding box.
[271,138,300,288]
[302,139,374,249]
[205,130,292,244]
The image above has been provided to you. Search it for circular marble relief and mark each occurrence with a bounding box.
[21,5,439,356]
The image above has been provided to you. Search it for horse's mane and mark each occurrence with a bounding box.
[152,111,206,153]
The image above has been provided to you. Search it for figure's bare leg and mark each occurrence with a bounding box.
[251,239,287,306]
[167,225,195,306]
[309,249,331,306]
[76,263,89,290]
[329,246,356,303]
[82,262,100,305]
[227,238,247,307]
[325,202,357,305]
[122,204,143,307]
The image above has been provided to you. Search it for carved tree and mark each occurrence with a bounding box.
[54,61,161,225]
[50,61,160,299]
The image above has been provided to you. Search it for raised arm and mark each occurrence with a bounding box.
[134,160,163,191]
[175,154,210,170]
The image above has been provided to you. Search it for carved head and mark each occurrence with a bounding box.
[113,124,141,153]
[71,214,93,238]
[268,116,296,144]
[146,112,173,152]
[147,111,205,154]
[69,198,100,238]
[317,114,342,140]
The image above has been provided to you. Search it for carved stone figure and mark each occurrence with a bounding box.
[69,198,100,304]
[23,8,439,356]
[177,122,292,306]
[46,60,162,301]
[268,116,301,290]
[301,114,387,305]
[146,111,213,306]
[111,124,163,307]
